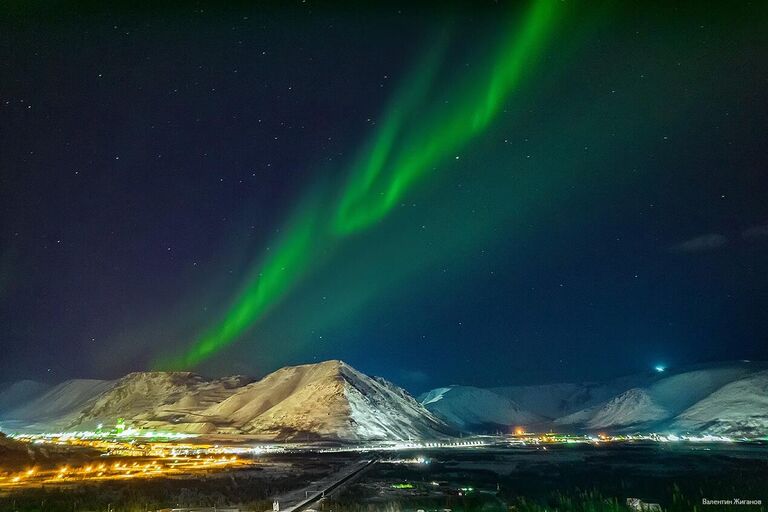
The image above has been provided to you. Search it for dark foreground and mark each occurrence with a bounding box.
[1,442,766,511]
[330,442,768,512]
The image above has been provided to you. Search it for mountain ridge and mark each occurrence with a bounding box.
[0,360,451,442]
[2,360,765,439]
[419,361,768,437]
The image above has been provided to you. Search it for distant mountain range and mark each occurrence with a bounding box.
[419,361,768,437]
[0,360,452,441]
[1,360,766,440]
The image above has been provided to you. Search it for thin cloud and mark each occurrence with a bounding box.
[669,233,728,254]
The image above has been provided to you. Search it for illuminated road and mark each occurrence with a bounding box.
[277,459,377,512]
[0,432,740,492]
[0,456,254,490]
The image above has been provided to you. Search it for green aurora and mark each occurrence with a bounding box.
[160,0,562,369]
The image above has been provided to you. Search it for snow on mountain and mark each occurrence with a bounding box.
[644,366,756,413]
[419,385,542,431]
[3,360,765,438]
[580,388,669,429]
[1,379,114,431]
[0,380,49,412]
[419,379,638,430]
[70,372,252,431]
[490,382,627,419]
[0,361,449,441]
[670,370,768,436]
[345,367,452,440]
[422,362,768,436]
[558,363,764,431]
[203,360,451,441]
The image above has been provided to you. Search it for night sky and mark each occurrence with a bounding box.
[2,1,767,392]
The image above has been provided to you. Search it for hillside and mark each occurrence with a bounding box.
[421,361,768,436]
[556,363,765,432]
[558,388,669,429]
[670,369,768,436]
[2,379,115,430]
[70,372,252,432]
[420,386,544,431]
[3,360,764,439]
[0,380,50,412]
[0,361,450,441]
[202,360,451,440]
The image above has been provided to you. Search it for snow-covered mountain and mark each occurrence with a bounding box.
[1,379,115,431]
[554,363,765,433]
[556,388,669,430]
[420,386,544,431]
[670,369,768,436]
[70,372,252,432]
[200,360,451,440]
[490,381,632,419]
[420,361,768,436]
[0,361,451,441]
[3,360,765,439]
[0,380,50,414]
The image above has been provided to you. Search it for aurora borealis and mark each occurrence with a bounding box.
[164,0,561,369]
[2,1,768,388]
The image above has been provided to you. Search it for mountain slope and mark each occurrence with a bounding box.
[70,372,252,432]
[490,382,629,419]
[670,370,768,436]
[0,380,50,412]
[1,361,450,441]
[420,386,543,431]
[580,388,669,429]
[204,360,451,440]
[419,379,638,430]
[558,363,765,431]
[421,361,768,436]
[2,379,114,430]
[6,361,764,439]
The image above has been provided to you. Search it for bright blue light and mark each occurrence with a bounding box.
[655,365,666,373]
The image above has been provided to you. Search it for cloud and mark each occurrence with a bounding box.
[742,222,768,240]
[669,233,728,253]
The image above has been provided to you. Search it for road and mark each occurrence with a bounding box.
[277,459,377,512]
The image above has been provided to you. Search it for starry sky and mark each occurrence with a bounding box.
[2,1,767,392]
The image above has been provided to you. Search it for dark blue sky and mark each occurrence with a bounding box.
[1,2,767,392]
